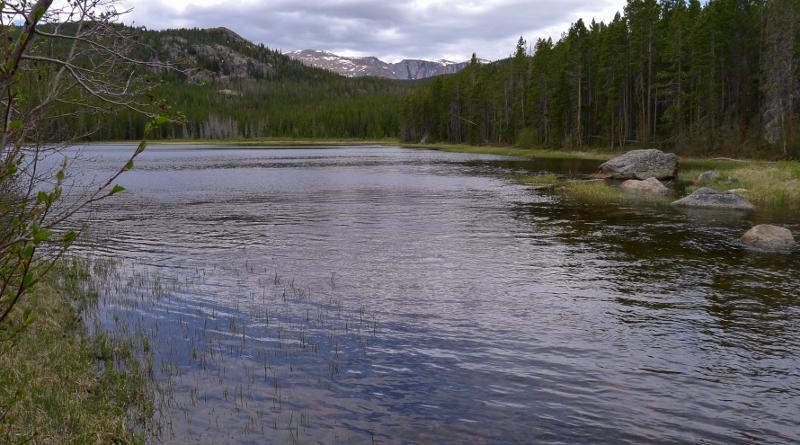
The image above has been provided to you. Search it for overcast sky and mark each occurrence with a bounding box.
[119,0,626,62]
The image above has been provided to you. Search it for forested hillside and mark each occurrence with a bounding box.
[402,0,800,158]
[47,27,413,140]
[32,0,800,158]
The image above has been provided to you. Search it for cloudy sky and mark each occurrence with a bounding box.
[120,0,626,62]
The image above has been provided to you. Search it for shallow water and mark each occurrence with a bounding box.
[68,145,798,444]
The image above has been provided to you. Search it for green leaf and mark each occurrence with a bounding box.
[56,170,65,183]
[123,160,135,171]
[135,141,147,155]
[154,115,170,126]
[6,163,16,175]
[62,230,78,246]
[22,272,36,289]
[8,119,22,131]
[36,191,48,203]
[34,5,46,21]
[21,244,33,260]
[33,228,52,244]
[110,184,125,195]
[31,223,52,244]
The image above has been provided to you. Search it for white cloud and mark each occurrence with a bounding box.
[117,0,626,62]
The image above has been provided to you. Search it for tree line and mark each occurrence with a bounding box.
[402,0,800,158]
[39,26,413,141]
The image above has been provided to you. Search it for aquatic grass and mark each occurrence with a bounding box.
[560,180,672,206]
[0,269,154,445]
[417,142,800,209]
[679,160,800,209]
[723,163,800,209]
[511,172,672,206]
[401,142,613,161]
[514,173,561,187]
[65,256,385,443]
[561,181,625,204]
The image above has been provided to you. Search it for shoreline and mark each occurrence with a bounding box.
[84,138,780,164]
[83,138,798,209]
[0,261,153,443]
[84,139,780,173]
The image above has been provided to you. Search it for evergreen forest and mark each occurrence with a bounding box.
[402,0,800,157]
[35,0,800,158]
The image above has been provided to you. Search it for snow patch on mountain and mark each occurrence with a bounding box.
[286,50,490,80]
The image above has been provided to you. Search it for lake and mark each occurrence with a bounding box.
[66,144,799,444]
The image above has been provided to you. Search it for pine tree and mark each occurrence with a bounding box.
[762,0,799,155]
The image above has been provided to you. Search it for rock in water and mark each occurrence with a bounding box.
[620,177,670,195]
[597,149,679,180]
[671,187,755,210]
[741,225,796,252]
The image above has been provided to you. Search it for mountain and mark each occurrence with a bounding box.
[49,26,415,141]
[285,49,488,80]
[138,27,331,84]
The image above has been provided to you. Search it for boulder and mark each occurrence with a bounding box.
[597,149,679,180]
[620,177,670,195]
[671,187,755,210]
[741,225,796,252]
[694,170,720,184]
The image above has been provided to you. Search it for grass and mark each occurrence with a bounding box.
[90,137,400,147]
[514,173,561,187]
[512,173,672,206]
[400,142,613,161]
[679,160,800,209]
[90,137,615,161]
[504,146,800,210]
[560,180,672,205]
[0,260,152,445]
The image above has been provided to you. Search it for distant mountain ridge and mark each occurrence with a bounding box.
[286,49,489,80]
[75,26,414,141]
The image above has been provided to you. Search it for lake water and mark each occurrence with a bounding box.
[67,145,799,444]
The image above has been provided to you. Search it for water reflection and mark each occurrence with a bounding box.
[65,145,799,444]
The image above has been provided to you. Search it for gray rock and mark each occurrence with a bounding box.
[741,225,795,252]
[671,187,755,210]
[597,149,679,180]
[694,170,720,184]
[620,177,670,195]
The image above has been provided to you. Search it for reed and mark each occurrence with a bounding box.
[0,262,154,445]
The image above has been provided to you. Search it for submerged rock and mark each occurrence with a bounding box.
[597,149,679,180]
[620,177,670,195]
[671,187,755,210]
[694,170,720,184]
[741,225,796,252]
